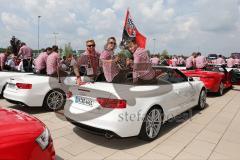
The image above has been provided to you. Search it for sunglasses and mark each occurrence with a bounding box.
[87,44,95,48]
[109,41,116,45]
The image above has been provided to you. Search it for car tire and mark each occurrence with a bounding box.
[138,107,163,141]
[43,89,66,111]
[196,89,207,110]
[218,82,224,96]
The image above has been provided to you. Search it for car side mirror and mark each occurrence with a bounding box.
[188,77,194,81]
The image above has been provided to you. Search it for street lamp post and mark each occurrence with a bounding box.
[37,16,41,55]
[53,32,59,45]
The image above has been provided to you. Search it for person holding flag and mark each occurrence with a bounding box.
[120,9,155,84]
[126,39,156,84]
[120,9,146,49]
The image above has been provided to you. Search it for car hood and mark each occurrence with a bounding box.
[0,108,44,144]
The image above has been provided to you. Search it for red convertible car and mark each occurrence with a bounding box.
[182,65,240,96]
[0,108,55,160]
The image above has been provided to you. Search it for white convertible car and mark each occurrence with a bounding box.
[64,67,206,141]
[3,74,77,110]
[0,71,31,97]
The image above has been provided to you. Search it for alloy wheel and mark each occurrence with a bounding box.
[47,91,64,110]
[145,109,162,139]
[200,90,206,109]
[219,82,224,95]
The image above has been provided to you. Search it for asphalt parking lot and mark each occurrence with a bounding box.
[1,86,240,160]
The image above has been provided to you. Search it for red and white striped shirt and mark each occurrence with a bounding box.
[18,45,32,59]
[77,51,100,76]
[133,48,155,83]
[186,56,195,69]
[150,57,160,65]
[234,58,240,65]
[0,53,7,69]
[226,58,235,68]
[46,52,60,75]
[34,52,48,71]
[100,50,120,82]
[195,56,207,69]
[171,57,178,67]
[216,57,225,65]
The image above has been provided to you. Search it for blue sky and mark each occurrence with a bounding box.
[0,0,240,56]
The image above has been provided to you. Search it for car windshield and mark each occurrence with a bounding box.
[205,65,225,72]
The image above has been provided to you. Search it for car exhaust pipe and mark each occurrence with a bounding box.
[105,132,114,139]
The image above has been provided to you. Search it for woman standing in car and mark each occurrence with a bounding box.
[100,37,124,83]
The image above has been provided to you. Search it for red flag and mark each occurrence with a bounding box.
[121,9,147,48]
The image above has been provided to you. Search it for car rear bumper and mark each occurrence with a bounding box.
[64,103,143,138]
[3,89,44,107]
[66,116,120,138]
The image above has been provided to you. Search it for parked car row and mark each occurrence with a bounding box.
[182,65,240,96]
[1,65,239,159]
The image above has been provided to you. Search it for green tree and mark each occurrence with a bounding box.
[161,49,169,59]
[9,36,21,56]
[63,42,73,58]
[117,49,132,59]
[0,48,7,53]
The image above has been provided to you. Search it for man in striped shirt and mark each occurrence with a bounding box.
[186,52,197,70]
[46,45,60,76]
[234,57,240,67]
[216,55,225,65]
[226,56,235,68]
[0,50,10,71]
[73,40,101,85]
[195,52,207,69]
[150,55,160,66]
[34,47,52,74]
[18,42,33,72]
[126,39,156,84]
[171,55,178,67]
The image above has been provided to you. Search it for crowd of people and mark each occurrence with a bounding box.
[184,52,240,70]
[0,37,158,85]
[1,38,240,85]
[149,52,240,70]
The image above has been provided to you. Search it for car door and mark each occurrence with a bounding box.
[168,69,196,113]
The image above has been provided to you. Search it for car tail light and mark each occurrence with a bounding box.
[96,97,127,109]
[66,91,73,98]
[16,83,32,89]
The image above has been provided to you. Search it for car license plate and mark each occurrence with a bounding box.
[8,83,15,89]
[75,96,93,106]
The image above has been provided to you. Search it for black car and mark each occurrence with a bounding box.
[207,54,218,60]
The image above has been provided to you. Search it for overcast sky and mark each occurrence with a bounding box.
[0,0,240,56]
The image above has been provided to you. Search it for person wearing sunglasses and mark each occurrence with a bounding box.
[73,39,101,85]
[100,37,125,83]
[126,39,156,84]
